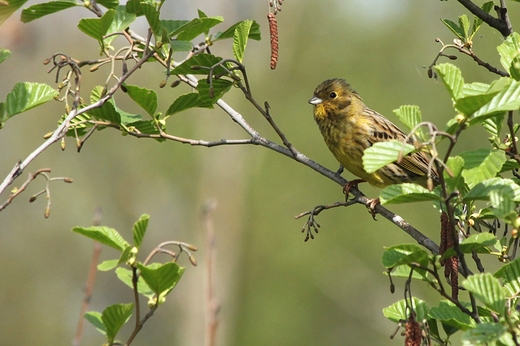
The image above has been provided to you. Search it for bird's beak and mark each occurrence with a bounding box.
[308,96,322,105]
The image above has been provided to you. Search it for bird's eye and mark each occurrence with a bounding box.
[329,92,337,98]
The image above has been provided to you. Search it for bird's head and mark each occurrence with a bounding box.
[309,78,361,121]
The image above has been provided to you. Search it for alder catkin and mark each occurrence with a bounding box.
[268,13,279,70]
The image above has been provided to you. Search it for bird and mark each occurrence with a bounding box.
[309,78,438,202]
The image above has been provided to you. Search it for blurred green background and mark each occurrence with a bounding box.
[1,0,517,345]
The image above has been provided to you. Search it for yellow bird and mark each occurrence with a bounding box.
[309,78,438,194]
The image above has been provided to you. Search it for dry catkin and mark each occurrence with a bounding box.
[268,13,279,70]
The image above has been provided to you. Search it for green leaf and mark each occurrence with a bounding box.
[232,19,253,63]
[393,105,422,132]
[132,214,149,248]
[97,259,119,271]
[462,273,505,313]
[103,6,136,46]
[383,297,429,323]
[126,119,163,139]
[441,18,465,41]
[161,19,190,35]
[141,4,162,39]
[84,311,106,335]
[123,84,157,116]
[471,2,493,38]
[462,323,507,345]
[445,156,465,193]
[21,0,77,23]
[4,82,58,119]
[494,257,520,297]
[459,15,470,39]
[441,233,496,259]
[165,93,212,116]
[96,0,118,9]
[171,40,193,52]
[78,17,103,41]
[435,63,464,100]
[72,226,130,251]
[197,78,233,103]
[214,20,261,41]
[464,177,520,202]
[382,244,429,268]
[0,0,28,26]
[116,267,154,297]
[173,54,227,76]
[482,114,504,138]
[380,183,440,204]
[102,303,134,344]
[428,300,476,331]
[87,86,124,124]
[137,262,184,301]
[455,81,502,116]
[362,140,416,174]
[175,17,224,41]
[0,49,11,65]
[510,55,520,81]
[472,80,520,120]
[387,264,428,280]
[498,32,520,72]
[459,149,506,188]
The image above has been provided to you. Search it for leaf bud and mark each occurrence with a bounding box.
[159,80,167,88]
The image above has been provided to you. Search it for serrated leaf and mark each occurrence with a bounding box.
[0,49,11,65]
[115,267,154,297]
[459,149,506,188]
[458,15,470,40]
[0,0,28,26]
[380,183,440,204]
[123,84,157,116]
[171,17,223,41]
[126,120,162,139]
[435,63,464,100]
[494,257,520,297]
[97,259,119,271]
[78,17,103,41]
[471,2,493,38]
[165,93,213,116]
[21,0,77,23]
[137,262,184,300]
[510,55,520,81]
[197,78,233,103]
[382,244,429,268]
[103,6,136,46]
[171,40,192,52]
[383,297,429,323]
[445,156,465,193]
[102,303,134,343]
[464,177,520,202]
[172,54,227,76]
[386,264,429,280]
[84,311,106,335]
[4,82,58,119]
[96,0,118,9]
[72,226,130,251]
[393,105,422,132]
[441,18,465,41]
[498,32,520,72]
[232,20,253,63]
[214,20,261,41]
[132,214,149,248]
[482,114,504,137]
[161,19,190,35]
[462,273,505,313]
[428,300,476,331]
[472,80,520,120]
[362,140,415,174]
[501,159,520,173]
[462,322,506,345]
[441,233,496,259]
[141,4,162,39]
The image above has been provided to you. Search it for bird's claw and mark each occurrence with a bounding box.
[367,197,380,220]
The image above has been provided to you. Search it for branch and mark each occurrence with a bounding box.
[457,0,511,37]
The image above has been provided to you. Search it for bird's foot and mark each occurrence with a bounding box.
[367,197,380,220]
[343,179,366,199]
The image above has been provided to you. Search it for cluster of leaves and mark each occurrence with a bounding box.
[73,214,187,345]
[360,6,520,345]
[0,0,260,133]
